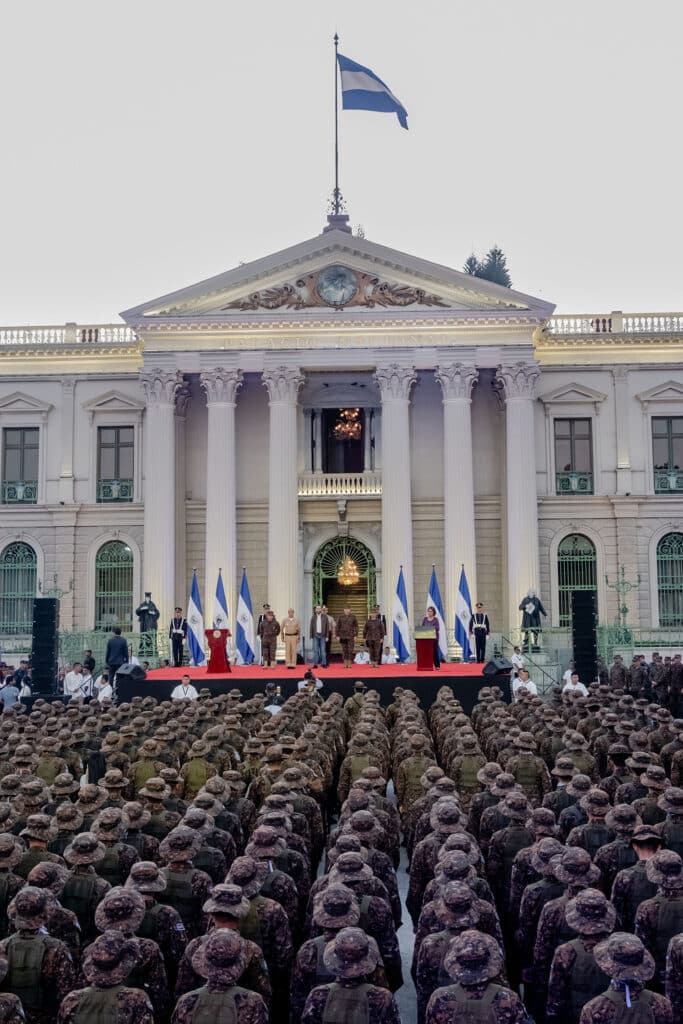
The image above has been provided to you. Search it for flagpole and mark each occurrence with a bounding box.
[333,33,341,215]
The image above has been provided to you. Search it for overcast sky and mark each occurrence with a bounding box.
[1,1,681,324]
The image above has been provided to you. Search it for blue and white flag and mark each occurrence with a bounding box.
[337,52,408,129]
[213,569,229,630]
[455,565,473,663]
[392,566,411,663]
[426,565,448,661]
[186,570,206,666]
[235,568,255,666]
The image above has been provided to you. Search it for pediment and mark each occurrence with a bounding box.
[0,392,53,415]
[121,228,554,325]
[636,381,683,405]
[539,383,607,406]
[82,390,145,415]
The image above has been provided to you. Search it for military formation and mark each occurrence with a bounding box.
[0,677,680,1022]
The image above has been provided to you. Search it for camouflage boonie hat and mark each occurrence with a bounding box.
[191,929,248,984]
[435,881,480,929]
[551,756,577,779]
[202,883,250,918]
[640,765,669,791]
[606,804,640,834]
[329,852,373,885]
[192,794,223,818]
[625,751,652,772]
[529,807,558,835]
[0,834,23,870]
[125,861,167,894]
[434,851,476,886]
[514,732,537,751]
[92,807,128,842]
[83,930,140,987]
[138,778,171,801]
[646,849,683,890]
[430,799,463,834]
[20,813,57,843]
[322,926,380,979]
[530,837,565,877]
[579,788,611,817]
[123,802,151,829]
[554,847,601,887]
[12,744,38,767]
[593,932,655,983]
[19,779,49,808]
[438,832,482,870]
[76,784,108,813]
[63,831,107,866]
[8,886,51,929]
[566,774,592,798]
[95,886,146,933]
[313,884,361,930]
[54,802,83,831]
[630,824,663,846]
[159,826,201,864]
[476,763,502,785]
[226,856,269,899]
[0,775,22,799]
[203,776,229,796]
[490,773,519,798]
[658,786,683,815]
[138,740,160,757]
[565,888,617,934]
[102,769,130,791]
[501,792,531,822]
[442,929,504,985]
[245,826,286,860]
[328,835,366,864]
[51,773,80,796]
[264,745,283,764]
[189,740,211,758]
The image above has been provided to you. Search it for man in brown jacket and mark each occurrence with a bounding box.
[336,607,359,668]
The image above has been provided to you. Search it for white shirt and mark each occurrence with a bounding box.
[171,683,199,700]
[511,653,525,673]
[315,614,322,634]
[97,683,113,702]
[512,677,538,699]
[354,651,370,664]
[64,671,85,697]
[562,668,574,685]
[563,680,589,697]
[381,650,397,664]
[298,677,323,692]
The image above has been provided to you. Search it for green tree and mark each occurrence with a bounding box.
[463,254,482,276]
[463,246,512,288]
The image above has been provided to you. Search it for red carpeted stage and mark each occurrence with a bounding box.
[117,662,510,714]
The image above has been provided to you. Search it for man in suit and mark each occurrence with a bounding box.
[469,602,491,663]
[308,605,331,668]
[169,607,188,667]
[105,627,129,684]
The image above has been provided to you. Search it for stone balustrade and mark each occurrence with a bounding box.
[298,471,382,497]
[548,312,683,335]
[0,323,137,346]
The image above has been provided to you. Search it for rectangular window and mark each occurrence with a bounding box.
[1,428,39,504]
[554,418,594,494]
[97,426,134,502]
[653,417,683,493]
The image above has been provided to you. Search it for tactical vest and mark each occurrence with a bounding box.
[567,939,611,1023]
[48,833,72,857]
[5,933,54,1010]
[459,756,482,792]
[622,864,657,932]
[96,844,124,887]
[638,800,666,827]
[190,986,247,1024]
[62,872,100,936]
[125,831,148,857]
[581,824,612,861]
[184,759,210,797]
[450,983,505,1024]
[16,848,52,879]
[556,898,579,945]
[193,847,219,880]
[144,813,170,841]
[654,896,683,966]
[660,820,683,858]
[0,875,12,939]
[73,985,126,1024]
[501,826,533,879]
[137,902,164,941]
[603,987,657,1024]
[321,982,371,1024]
[36,757,62,787]
[349,756,371,785]
[239,896,266,947]
[160,868,198,926]
[133,760,157,794]
[514,754,542,794]
[312,935,335,985]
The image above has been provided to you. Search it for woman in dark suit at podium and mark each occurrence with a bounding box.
[421,606,441,668]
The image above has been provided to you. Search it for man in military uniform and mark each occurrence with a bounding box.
[580,932,672,1024]
[91,807,139,887]
[655,786,683,857]
[259,610,281,669]
[362,611,386,668]
[407,799,465,926]
[0,835,27,941]
[594,804,639,895]
[15,815,62,879]
[61,833,112,944]
[335,608,359,669]
[157,826,213,939]
[179,742,216,800]
[171,929,268,1024]
[566,788,615,860]
[169,608,188,668]
[546,888,616,1024]
[635,849,683,989]
[486,791,534,911]
[611,825,662,933]
[280,609,301,669]
[394,734,436,815]
[26,862,80,961]
[57,930,154,1024]
[124,860,187,988]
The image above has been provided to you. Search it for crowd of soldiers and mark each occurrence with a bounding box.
[0,678,680,1022]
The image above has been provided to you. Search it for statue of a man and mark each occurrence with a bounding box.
[135,592,160,633]
[519,589,547,652]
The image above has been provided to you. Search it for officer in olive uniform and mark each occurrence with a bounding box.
[579,932,672,1024]
[335,609,359,669]
[170,929,268,1024]
[280,611,301,670]
[57,930,154,1024]
[259,611,281,669]
[546,888,616,1024]
[362,613,386,668]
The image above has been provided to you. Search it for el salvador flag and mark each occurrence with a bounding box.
[455,565,473,663]
[213,569,231,658]
[235,568,255,666]
[426,565,448,661]
[392,566,411,663]
[186,570,206,666]
[337,53,408,129]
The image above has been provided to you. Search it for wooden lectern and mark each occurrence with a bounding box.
[415,627,437,671]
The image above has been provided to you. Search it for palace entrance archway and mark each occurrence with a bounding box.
[312,538,376,641]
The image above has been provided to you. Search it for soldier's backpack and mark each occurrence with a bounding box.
[603,987,657,1024]
[239,895,267,948]
[458,756,482,793]
[349,755,371,785]
[36,757,62,787]
[450,983,506,1024]
[184,759,210,797]
[621,862,658,932]
[133,760,157,794]
[95,843,125,887]
[312,934,336,985]
[567,938,611,1021]
[137,901,166,941]
[5,933,56,1011]
[62,872,102,939]
[513,753,542,794]
[160,868,198,927]
[321,982,371,1024]
[660,819,683,858]
[188,985,248,1024]
[72,985,126,1024]
[500,825,534,880]
[580,823,612,860]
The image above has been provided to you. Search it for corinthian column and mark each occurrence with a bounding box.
[200,368,243,625]
[374,363,417,626]
[435,363,479,655]
[495,361,541,630]
[263,367,304,635]
[140,368,183,631]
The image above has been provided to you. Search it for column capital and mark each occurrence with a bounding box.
[140,368,184,405]
[374,363,417,401]
[262,366,304,404]
[200,367,244,404]
[435,363,478,401]
[174,384,192,418]
[494,361,541,401]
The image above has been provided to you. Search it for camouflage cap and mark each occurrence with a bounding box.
[551,756,577,779]
[529,807,559,836]
[264,745,283,763]
[313,884,361,930]
[658,786,683,815]
[328,835,366,864]
[501,792,531,822]
[430,798,463,834]
[530,837,566,876]
[159,825,201,863]
[12,744,38,766]
[226,856,269,899]
[191,928,248,984]
[490,773,519,798]
[593,932,655,983]
[92,807,128,841]
[64,831,107,866]
[514,732,537,751]
[51,773,80,796]
[19,779,49,807]
[203,775,229,796]
[0,776,22,799]
[646,849,683,890]
[139,739,160,757]
[434,851,476,886]
[322,926,379,979]
[553,847,601,887]
[606,804,640,834]
[82,929,140,988]
[329,851,374,885]
[8,886,51,929]
[566,774,592,798]
[579,788,611,817]
[189,740,211,758]
[54,802,84,831]
[138,778,171,801]
[640,765,669,791]
[95,886,146,934]
[0,834,22,870]
[202,883,250,919]
[20,813,58,843]
[476,763,503,785]
[625,751,653,772]
[442,929,504,985]
[125,860,167,894]
[76,784,108,812]
[435,881,480,929]
[438,832,483,870]
[565,887,617,935]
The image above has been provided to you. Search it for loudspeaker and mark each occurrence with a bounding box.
[31,597,60,692]
[571,591,597,684]
[114,664,147,684]
[482,657,513,675]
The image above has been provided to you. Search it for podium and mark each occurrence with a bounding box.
[415,627,437,672]
[205,628,231,674]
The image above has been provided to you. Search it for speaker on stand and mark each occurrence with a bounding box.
[571,591,598,685]
[31,597,60,694]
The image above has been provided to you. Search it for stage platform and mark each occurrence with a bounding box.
[118,662,510,714]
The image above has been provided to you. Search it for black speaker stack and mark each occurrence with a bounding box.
[31,597,59,693]
[571,591,598,685]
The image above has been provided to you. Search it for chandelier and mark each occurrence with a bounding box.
[332,408,362,441]
[337,555,360,586]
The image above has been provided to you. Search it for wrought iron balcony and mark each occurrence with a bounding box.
[1,480,37,504]
[298,471,382,497]
[654,470,683,494]
[97,479,133,503]
[556,471,594,495]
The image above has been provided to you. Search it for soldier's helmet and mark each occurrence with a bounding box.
[8,885,51,929]
[202,883,250,919]
[646,849,683,890]
[530,838,565,877]
[64,831,107,866]
[593,932,655,982]
[159,825,201,863]
[125,861,167,894]
[565,888,617,935]
[83,930,140,988]
[313,884,361,930]
[27,861,68,895]
[95,886,146,934]
[442,929,504,985]
[264,745,283,764]
[191,928,248,984]
[322,926,380,978]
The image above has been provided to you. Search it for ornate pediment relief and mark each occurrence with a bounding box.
[0,392,53,415]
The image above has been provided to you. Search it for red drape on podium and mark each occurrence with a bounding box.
[205,629,231,674]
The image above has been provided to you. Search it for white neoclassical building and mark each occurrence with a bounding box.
[1,215,683,665]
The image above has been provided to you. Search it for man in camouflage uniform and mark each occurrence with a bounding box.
[259,610,281,669]
[635,849,683,990]
[91,807,139,887]
[505,732,552,807]
[0,836,26,941]
[594,804,639,895]
[62,832,112,944]
[546,888,616,1024]
[611,824,662,933]
[157,826,213,939]
[179,740,215,800]
[486,791,534,912]
[124,860,187,988]
[580,931,673,1024]
[655,786,683,857]
[0,953,25,1024]
[57,930,154,1024]
[25,863,80,961]
[171,929,268,1024]
[448,735,486,811]
[566,788,616,860]
[15,815,62,879]
[407,798,465,925]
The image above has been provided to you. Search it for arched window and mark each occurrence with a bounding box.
[94,541,133,630]
[657,533,683,627]
[557,534,597,627]
[0,542,37,634]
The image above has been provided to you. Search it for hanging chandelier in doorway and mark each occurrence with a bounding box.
[337,555,360,586]
[332,408,362,441]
